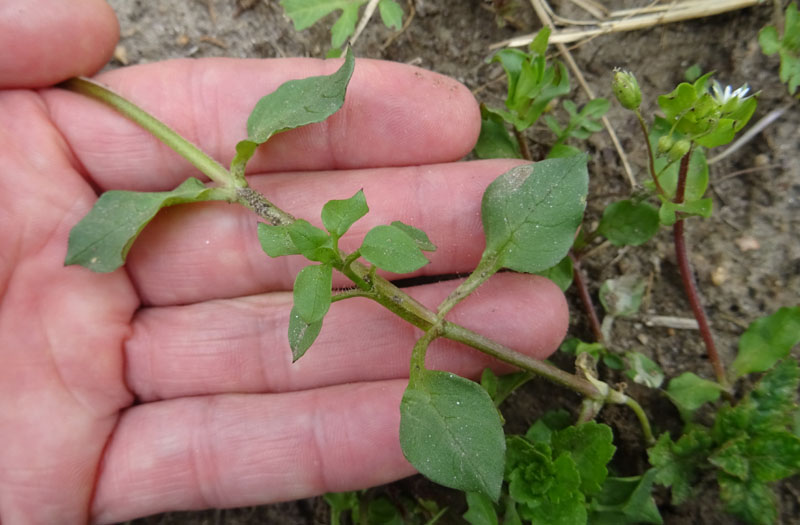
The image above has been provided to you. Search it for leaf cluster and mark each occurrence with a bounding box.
[656,72,757,149]
[464,414,661,525]
[258,189,435,360]
[324,489,447,525]
[759,2,800,95]
[652,308,800,524]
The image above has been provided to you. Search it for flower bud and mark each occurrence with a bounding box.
[612,69,642,110]
[657,135,674,155]
[668,139,691,162]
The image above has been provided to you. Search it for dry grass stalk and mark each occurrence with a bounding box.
[492,0,761,49]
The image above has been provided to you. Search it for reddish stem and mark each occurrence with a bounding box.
[570,252,604,344]
[673,152,729,388]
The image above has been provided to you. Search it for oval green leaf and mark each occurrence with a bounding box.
[399,370,505,502]
[65,177,231,273]
[288,305,323,362]
[321,189,368,237]
[360,224,429,274]
[481,157,588,274]
[732,307,800,378]
[598,199,660,246]
[293,263,333,323]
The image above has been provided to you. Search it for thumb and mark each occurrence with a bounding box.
[0,0,119,89]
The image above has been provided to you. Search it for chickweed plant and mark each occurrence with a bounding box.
[64,13,800,525]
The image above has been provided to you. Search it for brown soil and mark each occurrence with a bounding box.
[106,1,800,524]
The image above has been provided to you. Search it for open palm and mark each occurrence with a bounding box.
[0,2,567,523]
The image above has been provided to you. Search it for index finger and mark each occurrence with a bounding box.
[41,57,481,192]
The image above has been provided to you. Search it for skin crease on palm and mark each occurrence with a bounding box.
[0,1,569,523]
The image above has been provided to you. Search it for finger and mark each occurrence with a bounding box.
[126,159,524,306]
[125,273,568,401]
[41,57,480,191]
[0,0,118,88]
[91,381,413,524]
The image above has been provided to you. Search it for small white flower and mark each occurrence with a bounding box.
[710,80,751,104]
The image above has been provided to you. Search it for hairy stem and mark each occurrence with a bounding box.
[59,77,233,187]
[673,152,729,389]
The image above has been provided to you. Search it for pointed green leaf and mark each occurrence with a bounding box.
[399,370,505,501]
[666,372,724,420]
[598,199,660,246]
[293,264,333,323]
[378,0,403,29]
[463,492,498,525]
[551,421,616,495]
[231,47,355,173]
[258,223,302,257]
[360,224,429,273]
[732,307,800,377]
[65,178,231,273]
[658,197,713,226]
[321,189,368,237]
[389,221,436,251]
[481,157,588,274]
[288,306,323,361]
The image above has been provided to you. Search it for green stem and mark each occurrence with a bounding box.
[621,394,655,445]
[64,75,654,429]
[59,77,233,187]
[635,109,665,196]
[435,255,501,321]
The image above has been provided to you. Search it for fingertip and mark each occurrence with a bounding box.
[0,0,119,88]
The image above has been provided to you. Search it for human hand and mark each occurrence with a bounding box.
[0,1,567,523]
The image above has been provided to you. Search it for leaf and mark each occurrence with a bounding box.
[624,351,664,389]
[597,199,660,246]
[732,306,800,377]
[463,492,498,525]
[281,0,364,30]
[330,2,359,48]
[65,178,231,273]
[288,306,324,361]
[288,219,337,263]
[587,470,663,525]
[390,221,436,251]
[399,370,505,501]
[718,474,777,525]
[480,368,532,407]
[666,372,724,421]
[258,223,302,257]
[293,264,333,323]
[321,189,369,237]
[599,275,646,318]
[524,409,573,444]
[648,428,713,505]
[231,46,355,174]
[481,157,588,274]
[658,197,713,226]
[474,106,522,159]
[378,0,403,30]
[360,224,429,273]
[534,255,573,292]
[324,491,360,525]
[551,421,616,495]
[516,453,586,525]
